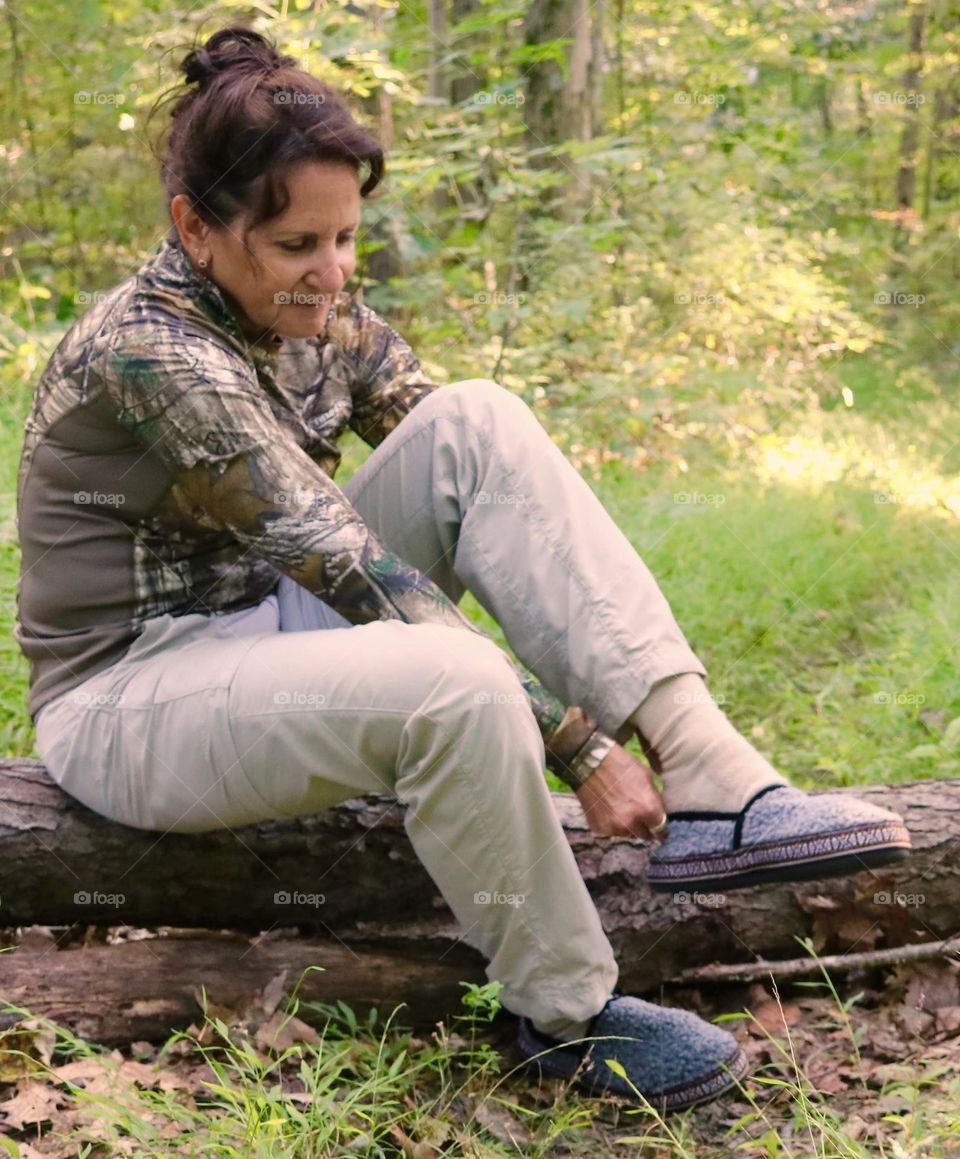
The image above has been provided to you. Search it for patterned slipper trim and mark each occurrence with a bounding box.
[648,818,911,885]
[517,1020,749,1110]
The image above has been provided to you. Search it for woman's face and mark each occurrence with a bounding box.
[203,159,361,342]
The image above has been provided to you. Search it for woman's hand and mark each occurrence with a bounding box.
[574,742,668,841]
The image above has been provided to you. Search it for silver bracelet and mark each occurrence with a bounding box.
[565,730,616,789]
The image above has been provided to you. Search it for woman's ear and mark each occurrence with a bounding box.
[170,195,210,264]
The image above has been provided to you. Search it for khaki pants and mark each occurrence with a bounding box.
[35,380,705,1030]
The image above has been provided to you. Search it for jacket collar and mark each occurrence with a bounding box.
[148,232,284,363]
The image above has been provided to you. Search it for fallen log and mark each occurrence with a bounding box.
[0,933,484,1046]
[2,758,958,1044]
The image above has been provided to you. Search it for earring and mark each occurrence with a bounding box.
[197,255,208,269]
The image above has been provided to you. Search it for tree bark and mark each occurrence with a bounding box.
[449,0,485,106]
[521,0,603,214]
[2,758,958,1044]
[894,3,927,213]
[427,0,448,102]
[359,0,403,288]
[0,934,480,1046]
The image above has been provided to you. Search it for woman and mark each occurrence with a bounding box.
[15,26,911,1111]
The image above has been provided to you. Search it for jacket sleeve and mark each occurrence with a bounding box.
[317,290,439,449]
[107,321,613,784]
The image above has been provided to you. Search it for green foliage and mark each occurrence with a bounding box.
[3,0,956,441]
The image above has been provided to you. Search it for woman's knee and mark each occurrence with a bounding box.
[431,378,534,427]
[403,630,542,737]
[397,626,545,777]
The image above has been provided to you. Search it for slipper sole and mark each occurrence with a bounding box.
[648,819,912,893]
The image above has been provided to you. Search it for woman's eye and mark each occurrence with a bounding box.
[277,236,354,252]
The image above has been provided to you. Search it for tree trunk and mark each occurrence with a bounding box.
[449,0,485,106]
[521,0,603,207]
[360,0,403,288]
[2,758,959,1044]
[428,0,448,102]
[0,933,480,1046]
[522,0,603,146]
[818,76,834,137]
[894,4,927,213]
[921,0,960,216]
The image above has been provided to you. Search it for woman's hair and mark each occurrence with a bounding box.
[153,26,384,234]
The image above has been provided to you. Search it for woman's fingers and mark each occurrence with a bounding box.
[573,742,668,841]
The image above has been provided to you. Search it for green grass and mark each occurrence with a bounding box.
[593,457,960,790]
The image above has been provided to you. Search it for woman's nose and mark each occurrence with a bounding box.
[302,258,345,295]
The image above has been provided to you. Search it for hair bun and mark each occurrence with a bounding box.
[181,27,294,89]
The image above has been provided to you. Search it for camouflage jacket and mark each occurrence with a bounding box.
[15,233,613,785]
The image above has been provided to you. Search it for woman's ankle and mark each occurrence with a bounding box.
[630,673,789,813]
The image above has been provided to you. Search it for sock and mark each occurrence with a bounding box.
[629,672,789,814]
[531,1013,592,1043]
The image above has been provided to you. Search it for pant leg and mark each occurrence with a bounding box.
[341,379,707,739]
[34,603,618,1030]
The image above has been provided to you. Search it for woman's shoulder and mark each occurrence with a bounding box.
[38,239,258,413]
[111,237,244,350]
[96,239,255,369]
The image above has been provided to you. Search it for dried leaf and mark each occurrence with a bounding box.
[0,1020,57,1084]
[256,969,289,1020]
[934,1005,960,1036]
[472,1098,532,1146]
[0,1079,69,1130]
[389,1124,439,1158]
[751,999,803,1035]
[912,961,960,1012]
[254,1011,321,1054]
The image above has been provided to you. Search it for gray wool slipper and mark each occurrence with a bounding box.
[516,994,749,1111]
[648,784,912,893]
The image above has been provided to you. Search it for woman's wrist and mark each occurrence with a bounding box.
[545,706,616,789]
